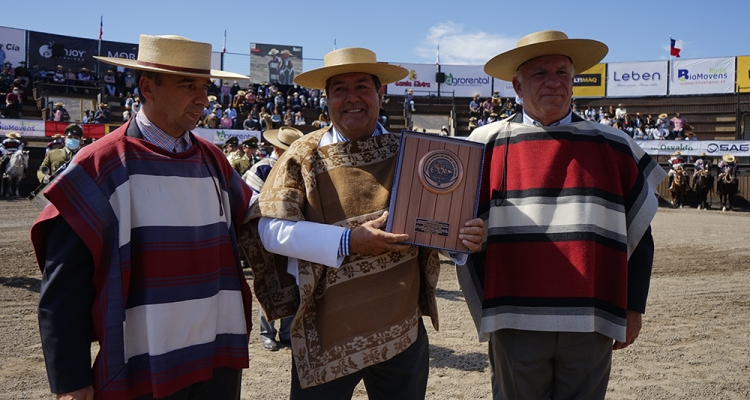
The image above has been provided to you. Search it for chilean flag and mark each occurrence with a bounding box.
[670,38,682,57]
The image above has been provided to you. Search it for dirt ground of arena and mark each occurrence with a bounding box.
[0,198,748,399]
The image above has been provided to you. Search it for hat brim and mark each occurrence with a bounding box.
[93,56,248,80]
[723,154,736,162]
[484,39,608,81]
[294,63,408,90]
[264,127,303,150]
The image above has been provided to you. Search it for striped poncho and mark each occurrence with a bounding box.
[459,116,666,343]
[31,122,254,399]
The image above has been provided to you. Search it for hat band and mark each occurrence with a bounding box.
[277,137,292,147]
[137,61,210,75]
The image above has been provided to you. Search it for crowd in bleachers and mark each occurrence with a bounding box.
[573,103,694,141]
[467,92,522,132]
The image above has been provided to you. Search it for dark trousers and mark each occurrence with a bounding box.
[134,367,242,400]
[290,318,429,400]
[489,329,613,400]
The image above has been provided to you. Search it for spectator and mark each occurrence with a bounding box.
[294,111,306,125]
[311,112,329,129]
[482,97,494,118]
[291,92,303,112]
[671,112,689,140]
[283,109,293,126]
[468,116,478,132]
[307,88,320,108]
[52,65,66,86]
[502,97,515,117]
[132,97,141,114]
[205,110,219,128]
[220,111,233,128]
[82,110,93,124]
[64,68,77,92]
[103,70,116,96]
[615,103,627,120]
[655,113,670,140]
[404,89,415,112]
[318,92,328,113]
[233,90,246,113]
[244,89,256,111]
[270,108,282,128]
[94,103,110,124]
[122,105,131,121]
[584,105,596,121]
[4,86,21,118]
[225,105,237,128]
[230,81,241,98]
[243,113,257,130]
[115,71,125,96]
[123,70,135,95]
[274,91,285,112]
[14,61,29,88]
[220,81,231,105]
[469,94,481,118]
[51,102,70,122]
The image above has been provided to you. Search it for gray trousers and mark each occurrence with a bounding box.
[489,329,613,400]
[259,308,292,341]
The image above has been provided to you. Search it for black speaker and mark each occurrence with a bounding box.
[436,72,445,83]
[51,43,65,57]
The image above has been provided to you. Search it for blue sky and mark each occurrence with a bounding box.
[10,0,750,74]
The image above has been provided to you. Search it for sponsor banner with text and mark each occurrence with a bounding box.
[0,119,46,138]
[573,63,606,97]
[28,31,138,73]
[193,128,261,146]
[736,56,750,92]
[635,140,749,157]
[0,26,27,68]
[669,57,735,95]
[607,61,667,97]
[387,63,510,98]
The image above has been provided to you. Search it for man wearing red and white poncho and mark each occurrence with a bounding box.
[460,30,667,399]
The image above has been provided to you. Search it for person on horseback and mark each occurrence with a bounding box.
[718,154,738,181]
[668,150,686,189]
[692,152,712,189]
[1,132,24,177]
[36,124,84,184]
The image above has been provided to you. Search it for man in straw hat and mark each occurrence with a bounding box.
[460,30,666,399]
[718,153,738,181]
[31,34,253,400]
[668,150,686,188]
[692,151,712,189]
[0,131,24,173]
[242,47,484,399]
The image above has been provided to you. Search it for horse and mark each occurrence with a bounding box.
[1,150,29,198]
[669,166,688,208]
[718,170,739,212]
[694,169,714,210]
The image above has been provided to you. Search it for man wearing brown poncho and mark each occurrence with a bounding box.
[241,47,484,399]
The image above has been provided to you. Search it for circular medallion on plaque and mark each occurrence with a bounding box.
[417,149,464,195]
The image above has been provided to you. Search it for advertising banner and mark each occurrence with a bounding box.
[387,63,438,96]
[635,140,749,157]
[669,57,735,95]
[0,26,27,68]
[193,127,261,146]
[439,64,494,98]
[1,119,46,138]
[250,43,302,85]
[28,31,138,73]
[607,61,667,97]
[736,56,750,92]
[573,63,606,97]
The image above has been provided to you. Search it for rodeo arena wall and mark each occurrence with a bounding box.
[1,24,749,207]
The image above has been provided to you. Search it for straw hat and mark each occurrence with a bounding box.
[237,90,246,96]
[723,154,736,163]
[673,151,682,156]
[207,95,217,102]
[263,126,303,150]
[294,47,408,90]
[94,34,248,80]
[54,102,64,108]
[6,132,21,139]
[484,30,608,81]
[268,49,279,56]
[659,113,668,119]
[698,152,706,157]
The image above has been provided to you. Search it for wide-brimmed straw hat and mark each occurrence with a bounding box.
[294,47,408,90]
[484,30,608,81]
[263,126,303,150]
[94,34,248,80]
[6,132,21,139]
[698,152,706,157]
[723,154,736,163]
[673,151,682,156]
[659,113,668,119]
[54,102,64,108]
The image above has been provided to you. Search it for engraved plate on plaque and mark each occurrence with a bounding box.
[414,217,450,236]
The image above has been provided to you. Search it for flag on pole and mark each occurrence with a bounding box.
[670,38,682,58]
[334,38,337,50]
[222,30,226,53]
[436,45,440,66]
[99,16,103,41]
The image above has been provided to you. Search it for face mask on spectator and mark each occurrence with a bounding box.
[65,138,80,150]
[13,90,18,94]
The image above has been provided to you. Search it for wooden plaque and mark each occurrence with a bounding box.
[386,131,485,253]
